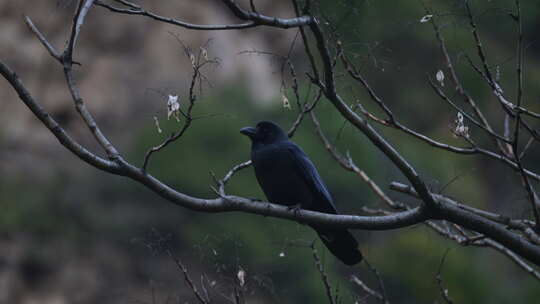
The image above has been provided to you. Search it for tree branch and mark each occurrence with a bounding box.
[0,61,120,174]
[94,0,312,30]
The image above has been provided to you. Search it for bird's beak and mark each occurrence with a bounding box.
[240,126,257,139]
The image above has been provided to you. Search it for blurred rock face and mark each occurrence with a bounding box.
[0,0,297,179]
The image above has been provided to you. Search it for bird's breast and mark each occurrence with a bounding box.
[251,146,313,206]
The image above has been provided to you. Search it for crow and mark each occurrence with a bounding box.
[240,121,363,265]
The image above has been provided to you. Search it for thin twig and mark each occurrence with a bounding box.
[288,88,323,138]
[0,61,119,173]
[311,242,336,304]
[425,6,507,154]
[435,249,454,304]
[291,0,320,81]
[391,182,540,281]
[111,0,140,9]
[311,111,400,209]
[142,41,218,171]
[390,182,537,232]
[427,76,510,144]
[509,0,540,231]
[23,16,62,60]
[95,0,312,30]
[216,160,252,196]
[165,248,209,304]
[350,275,385,303]
[26,1,121,160]
[363,259,389,304]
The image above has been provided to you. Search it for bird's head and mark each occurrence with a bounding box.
[240,121,288,144]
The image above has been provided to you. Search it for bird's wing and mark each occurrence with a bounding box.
[283,142,338,214]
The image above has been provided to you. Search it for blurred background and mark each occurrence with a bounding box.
[1,0,540,303]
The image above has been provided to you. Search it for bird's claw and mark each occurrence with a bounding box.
[287,204,302,217]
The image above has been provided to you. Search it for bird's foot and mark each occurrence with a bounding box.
[287,204,302,217]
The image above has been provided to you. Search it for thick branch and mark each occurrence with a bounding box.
[390,181,540,266]
[94,0,312,30]
[0,58,428,233]
[306,19,439,210]
[0,61,120,174]
[221,0,312,29]
[6,0,540,272]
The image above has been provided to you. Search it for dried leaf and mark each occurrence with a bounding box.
[200,47,208,61]
[436,70,445,87]
[237,268,246,287]
[281,93,291,110]
[189,53,196,67]
[420,14,433,23]
[452,112,470,139]
[153,116,162,134]
[167,94,180,121]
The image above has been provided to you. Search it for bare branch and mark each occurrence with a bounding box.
[111,0,139,9]
[343,89,540,182]
[509,0,540,231]
[95,0,256,30]
[306,17,441,212]
[311,243,336,304]
[364,259,389,304]
[24,9,122,160]
[141,41,219,171]
[476,238,540,281]
[95,0,312,30]
[0,61,120,173]
[426,7,505,153]
[165,249,209,304]
[311,111,400,209]
[221,0,312,29]
[291,0,320,81]
[23,16,62,61]
[217,160,252,196]
[389,181,540,266]
[465,1,495,86]
[351,275,386,303]
[340,52,395,123]
[65,0,96,61]
[339,52,540,182]
[5,0,540,276]
[427,76,511,144]
[390,182,535,232]
[435,250,454,304]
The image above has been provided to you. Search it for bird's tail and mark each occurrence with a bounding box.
[313,227,363,266]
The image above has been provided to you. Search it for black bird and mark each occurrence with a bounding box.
[240,121,363,265]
